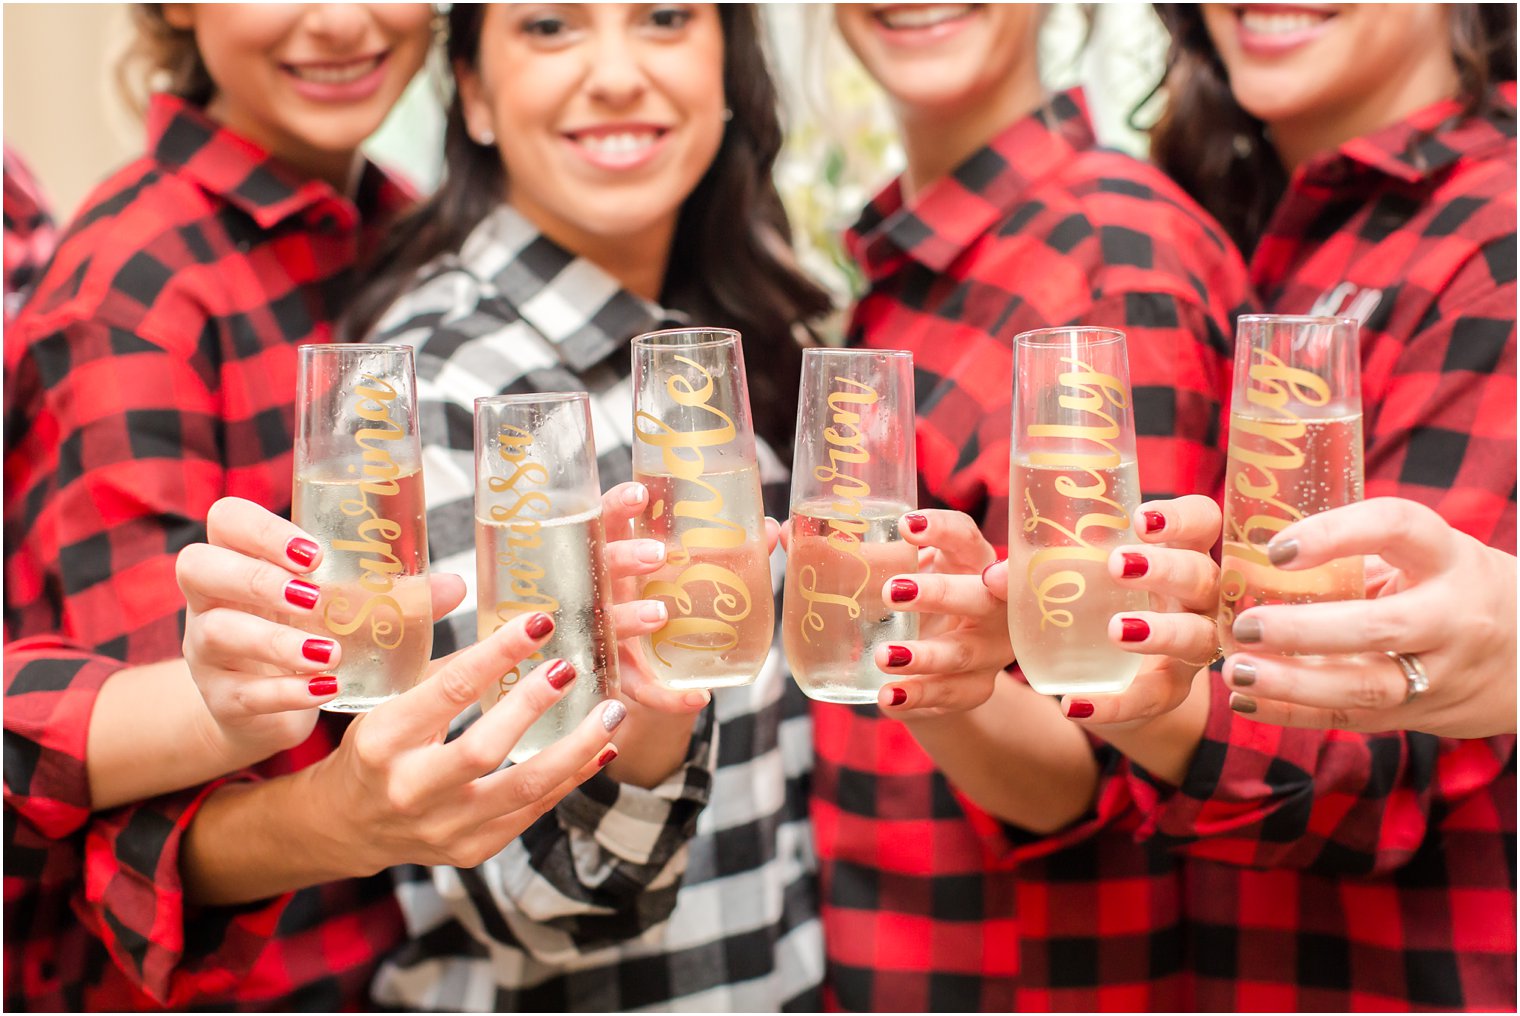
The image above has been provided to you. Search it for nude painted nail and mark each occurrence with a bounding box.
[1267,539,1300,566]
[1230,662,1257,687]
[1233,617,1264,644]
[1229,693,1258,714]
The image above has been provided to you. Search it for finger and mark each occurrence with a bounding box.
[619,671,711,713]
[430,573,466,621]
[980,559,1010,603]
[1061,660,1202,725]
[438,654,584,784]
[475,698,626,814]
[1108,545,1218,613]
[189,606,342,674]
[610,599,668,640]
[882,572,999,618]
[470,739,619,851]
[205,496,323,573]
[1223,651,1408,713]
[1266,497,1453,581]
[1232,590,1439,656]
[778,518,792,555]
[902,510,996,573]
[877,670,996,713]
[209,672,341,717]
[377,610,557,745]
[602,481,649,538]
[178,543,323,615]
[1134,494,1221,552]
[606,539,666,583]
[1220,692,1371,733]
[764,516,781,556]
[873,631,1008,680]
[1108,610,1219,665]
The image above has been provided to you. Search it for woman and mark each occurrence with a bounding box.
[1064,3,1516,1008]
[807,4,1253,1010]
[0,5,594,1011]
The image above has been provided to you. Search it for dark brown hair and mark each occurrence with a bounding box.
[117,4,217,117]
[344,4,831,454]
[1147,4,1517,255]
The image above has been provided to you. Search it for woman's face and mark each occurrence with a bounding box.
[834,4,1041,116]
[1201,4,1456,150]
[165,4,431,181]
[459,3,727,248]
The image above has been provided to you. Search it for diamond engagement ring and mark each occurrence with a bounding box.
[1386,652,1430,704]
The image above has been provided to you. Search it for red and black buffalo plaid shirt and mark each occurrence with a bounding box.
[4,94,412,1010]
[1127,85,1517,1010]
[4,145,57,322]
[814,89,1251,1011]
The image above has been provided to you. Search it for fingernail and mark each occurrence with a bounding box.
[1233,617,1263,644]
[886,645,912,668]
[1143,511,1166,535]
[597,747,618,767]
[1230,661,1257,687]
[683,691,710,709]
[286,537,319,568]
[601,700,627,732]
[1230,692,1258,714]
[888,686,907,706]
[890,579,918,603]
[1267,539,1299,566]
[1120,618,1150,643]
[301,639,335,665]
[639,601,668,624]
[546,659,576,690]
[308,675,338,696]
[981,559,1002,584]
[1121,553,1149,579]
[637,541,666,565]
[284,579,320,610]
[526,613,555,639]
[904,513,928,534]
[622,483,647,506]
[1066,699,1095,719]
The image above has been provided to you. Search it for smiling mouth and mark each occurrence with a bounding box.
[567,128,668,159]
[1235,5,1335,36]
[283,53,387,85]
[874,4,979,31]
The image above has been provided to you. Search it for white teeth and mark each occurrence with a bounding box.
[289,57,380,85]
[1240,9,1328,35]
[878,4,973,30]
[579,132,657,156]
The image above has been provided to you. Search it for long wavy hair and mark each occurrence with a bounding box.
[344,4,831,454]
[1147,4,1517,255]
[116,4,217,117]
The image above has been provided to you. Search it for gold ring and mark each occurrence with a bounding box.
[1386,652,1430,704]
[1189,645,1226,669]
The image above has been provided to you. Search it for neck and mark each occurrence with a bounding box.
[895,66,1046,201]
[509,194,674,303]
[205,96,360,195]
[1270,55,1462,171]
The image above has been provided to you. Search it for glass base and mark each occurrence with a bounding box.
[798,683,882,705]
[1024,678,1135,697]
[657,672,758,691]
[319,695,394,713]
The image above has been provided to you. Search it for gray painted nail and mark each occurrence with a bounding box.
[601,700,627,732]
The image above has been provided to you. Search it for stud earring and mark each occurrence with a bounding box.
[721,108,733,123]
[473,128,496,146]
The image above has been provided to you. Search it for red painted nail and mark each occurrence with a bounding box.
[597,748,618,768]
[890,579,918,603]
[888,686,908,706]
[525,612,555,639]
[1143,511,1166,535]
[886,645,912,668]
[904,513,928,534]
[1066,699,1095,718]
[284,579,320,610]
[1121,553,1149,579]
[1120,618,1151,643]
[546,659,576,690]
[308,676,338,696]
[301,639,335,665]
[286,537,319,568]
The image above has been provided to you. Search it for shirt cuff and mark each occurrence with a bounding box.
[3,640,126,839]
[76,776,293,1006]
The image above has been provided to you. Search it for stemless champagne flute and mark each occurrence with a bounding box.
[293,343,432,711]
[475,393,618,763]
[631,327,773,690]
[1007,327,1148,695]
[782,348,918,704]
[1218,315,1364,654]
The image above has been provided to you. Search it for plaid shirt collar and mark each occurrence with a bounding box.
[847,87,1096,278]
[1301,81,1517,186]
[452,202,681,371]
[145,92,408,232]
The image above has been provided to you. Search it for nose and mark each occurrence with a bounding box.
[301,3,372,50]
[583,26,648,108]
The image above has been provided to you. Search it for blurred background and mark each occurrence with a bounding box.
[3,3,1169,305]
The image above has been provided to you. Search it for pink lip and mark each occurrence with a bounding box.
[1233,4,1337,57]
[868,4,980,47]
[560,124,673,172]
[281,52,389,103]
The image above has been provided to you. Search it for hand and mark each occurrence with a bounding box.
[177,497,466,769]
[1219,497,1517,738]
[302,609,625,873]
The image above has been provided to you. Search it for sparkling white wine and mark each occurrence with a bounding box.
[1007,459,1147,695]
[1219,412,1365,653]
[635,466,774,689]
[476,507,617,763]
[293,467,433,711]
[783,498,918,703]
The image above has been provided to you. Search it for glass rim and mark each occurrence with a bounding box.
[1014,326,1126,348]
[298,342,413,356]
[631,326,741,350]
[474,391,589,409]
[1237,313,1359,329]
[802,347,911,360]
